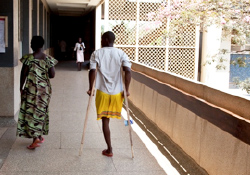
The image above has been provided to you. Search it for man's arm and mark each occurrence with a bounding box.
[87,69,96,96]
[123,66,131,96]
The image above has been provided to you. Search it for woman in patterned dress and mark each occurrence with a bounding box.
[17,36,58,149]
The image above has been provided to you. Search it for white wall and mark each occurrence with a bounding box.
[95,4,102,50]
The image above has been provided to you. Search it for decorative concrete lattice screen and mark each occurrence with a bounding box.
[168,25,197,78]
[168,48,196,78]
[138,48,166,70]
[117,47,136,61]
[107,0,198,79]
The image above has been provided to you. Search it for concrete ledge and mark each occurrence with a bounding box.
[129,65,250,174]
[131,61,250,120]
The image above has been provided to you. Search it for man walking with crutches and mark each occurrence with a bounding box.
[87,31,132,157]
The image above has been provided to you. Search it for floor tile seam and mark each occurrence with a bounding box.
[0,128,17,141]
[49,111,86,112]
[49,132,103,133]
[48,131,101,133]
[0,128,8,139]
[51,116,84,119]
[0,170,139,173]
[0,130,17,170]
[45,145,147,148]
[0,171,61,173]
[60,132,62,149]
[0,171,166,175]
[110,156,119,172]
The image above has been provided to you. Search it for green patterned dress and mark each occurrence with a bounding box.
[17,54,58,138]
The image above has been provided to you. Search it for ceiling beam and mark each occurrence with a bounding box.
[58,7,85,11]
[56,3,88,8]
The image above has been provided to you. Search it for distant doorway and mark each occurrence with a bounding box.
[50,10,95,62]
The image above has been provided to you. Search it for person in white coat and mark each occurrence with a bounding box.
[74,37,85,71]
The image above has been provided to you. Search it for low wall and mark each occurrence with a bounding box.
[0,62,21,120]
[129,62,250,175]
[132,62,250,121]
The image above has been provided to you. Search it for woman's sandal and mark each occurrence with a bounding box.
[27,138,41,150]
[38,136,44,143]
[27,143,40,150]
[102,149,113,157]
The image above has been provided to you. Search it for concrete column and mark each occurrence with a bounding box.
[29,0,32,53]
[44,7,46,48]
[200,25,231,90]
[32,0,38,36]
[47,12,50,48]
[37,0,39,35]
[0,0,21,119]
[14,0,21,120]
[0,0,15,67]
[200,30,207,83]
[39,0,43,38]
[135,0,139,63]
[22,0,32,55]
[194,26,200,81]
[95,5,101,50]
[104,0,109,32]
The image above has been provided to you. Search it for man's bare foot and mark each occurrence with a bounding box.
[102,149,113,157]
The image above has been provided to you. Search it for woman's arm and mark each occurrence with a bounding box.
[20,64,29,92]
[82,43,85,52]
[74,43,77,51]
[49,67,55,78]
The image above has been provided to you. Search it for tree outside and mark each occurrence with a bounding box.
[148,0,250,95]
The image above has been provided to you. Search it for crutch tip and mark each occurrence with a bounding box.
[79,151,82,156]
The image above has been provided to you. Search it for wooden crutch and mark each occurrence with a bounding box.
[79,72,96,156]
[122,67,134,158]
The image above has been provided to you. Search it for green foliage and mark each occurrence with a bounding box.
[233,77,250,94]
[231,56,250,67]
[203,49,229,70]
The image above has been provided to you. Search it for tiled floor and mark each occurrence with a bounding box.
[0,61,167,175]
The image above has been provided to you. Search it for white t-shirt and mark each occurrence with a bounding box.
[90,47,132,95]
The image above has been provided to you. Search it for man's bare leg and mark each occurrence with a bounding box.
[102,117,112,154]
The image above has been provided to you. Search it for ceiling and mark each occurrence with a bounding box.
[45,0,103,16]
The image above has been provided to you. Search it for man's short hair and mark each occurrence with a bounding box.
[102,31,115,43]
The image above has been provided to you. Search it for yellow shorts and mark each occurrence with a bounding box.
[95,90,124,120]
